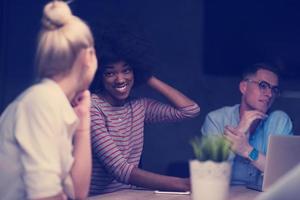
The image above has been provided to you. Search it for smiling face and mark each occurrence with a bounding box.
[101,60,134,106]
[240,69,279,113]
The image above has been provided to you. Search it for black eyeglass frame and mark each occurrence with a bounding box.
[244,78,281,97]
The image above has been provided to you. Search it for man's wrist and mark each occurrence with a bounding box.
[235,126,247,135]
[241,145,251,158]
[248,147,259,162]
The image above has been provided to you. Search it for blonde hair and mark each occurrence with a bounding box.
[36,0,94,78]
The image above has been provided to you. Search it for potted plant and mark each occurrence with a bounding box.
[189,135,231,200]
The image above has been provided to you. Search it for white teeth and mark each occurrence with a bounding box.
[115,85,127,92]
[260,100,269,105]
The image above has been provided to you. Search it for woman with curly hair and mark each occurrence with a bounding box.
[89,25,200,195]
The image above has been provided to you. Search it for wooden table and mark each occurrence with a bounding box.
[88,186,261,200]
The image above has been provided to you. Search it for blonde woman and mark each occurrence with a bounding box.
[0,1,97,199]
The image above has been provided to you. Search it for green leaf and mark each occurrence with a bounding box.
[190,135,230,162]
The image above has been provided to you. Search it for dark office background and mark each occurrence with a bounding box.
[1,0,300,176]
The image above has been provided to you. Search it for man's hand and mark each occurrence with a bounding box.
[71,90,91,132]
[224,126,252,158]
[236,110,267,134]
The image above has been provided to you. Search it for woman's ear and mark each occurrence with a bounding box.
[83,47,95,66]
[239,81,247,94]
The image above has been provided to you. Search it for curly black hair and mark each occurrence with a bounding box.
[90,22,157,92]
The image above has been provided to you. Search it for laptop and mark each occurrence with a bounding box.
[262,135,300,191]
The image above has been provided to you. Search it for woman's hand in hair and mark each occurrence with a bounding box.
[72,90,91,133]
[147,76,199,110]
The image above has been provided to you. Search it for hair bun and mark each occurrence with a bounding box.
[42,1,73,30]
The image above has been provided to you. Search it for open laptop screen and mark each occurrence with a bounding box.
[262,135,300,191]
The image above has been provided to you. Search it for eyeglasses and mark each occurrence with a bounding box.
[244,79,280,97]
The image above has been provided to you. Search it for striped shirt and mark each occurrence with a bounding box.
[89,94,200,195]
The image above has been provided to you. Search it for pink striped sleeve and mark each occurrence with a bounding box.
[141,98,200,123]
[90,103,134,184]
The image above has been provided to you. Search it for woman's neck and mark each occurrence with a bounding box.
[101,92,127,107]
[52,74,79,102]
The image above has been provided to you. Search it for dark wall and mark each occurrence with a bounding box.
[1,0,299,176]
[204,1,300,79]
[0,0,44,112]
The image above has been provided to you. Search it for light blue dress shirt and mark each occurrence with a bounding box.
[201,104,293,187]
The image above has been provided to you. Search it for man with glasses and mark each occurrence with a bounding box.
[201,63,293,188]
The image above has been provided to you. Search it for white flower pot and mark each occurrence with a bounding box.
[189,160,231,200]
